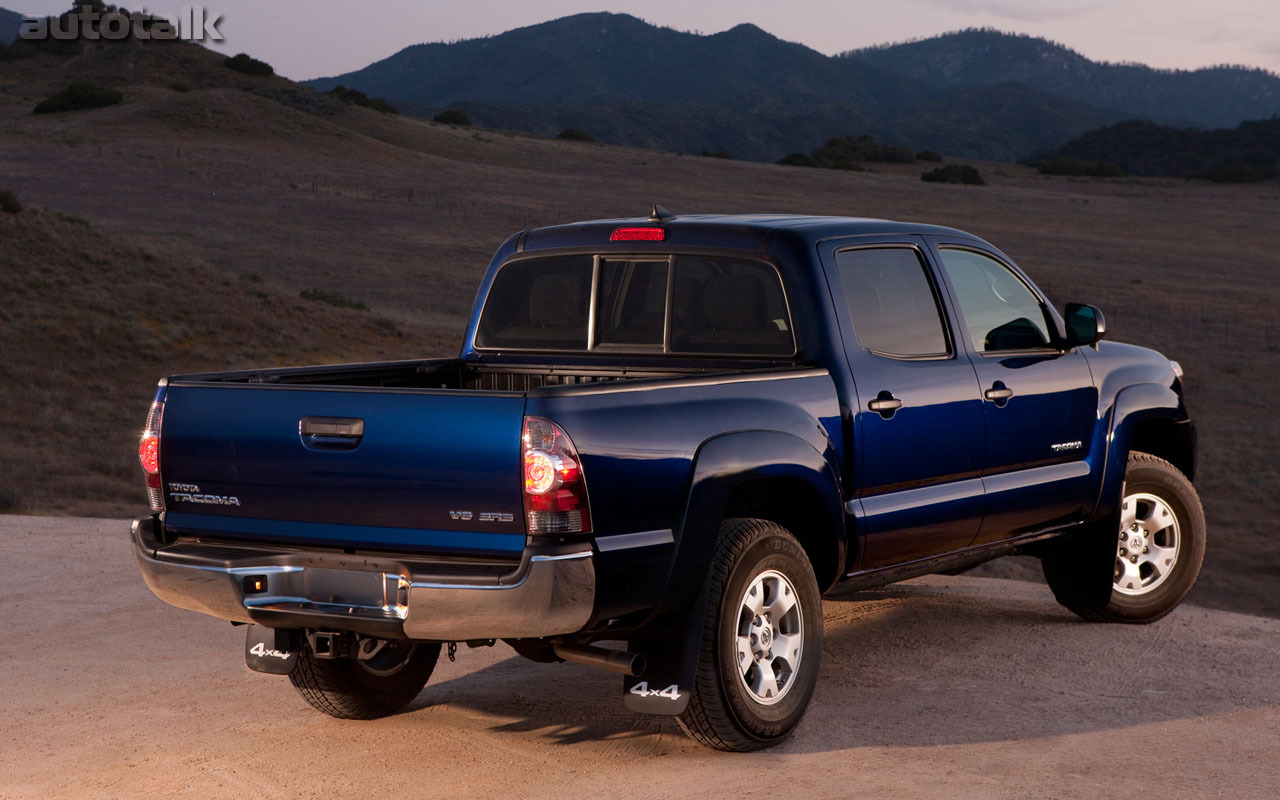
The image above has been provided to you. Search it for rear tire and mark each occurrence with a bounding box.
[677,518,822,752]
[1042,452,1205,623]
[289,639,440,719]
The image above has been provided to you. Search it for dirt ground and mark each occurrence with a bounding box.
[2,515,1276,799]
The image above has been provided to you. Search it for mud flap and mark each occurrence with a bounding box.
[244,625,299,675]
[1040,513,1119,609]
[622,598,708,716]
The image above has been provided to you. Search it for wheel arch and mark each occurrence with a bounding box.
[722,477,842,593]
[1127,417,1195,483]
[665,430,845,608]
[1095,382,1193,520]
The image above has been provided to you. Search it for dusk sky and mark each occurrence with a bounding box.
[15,0,1280,80]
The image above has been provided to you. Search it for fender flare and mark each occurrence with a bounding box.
[1093,382,1186,520]
[664,430,843,610]
[624,430,843,716]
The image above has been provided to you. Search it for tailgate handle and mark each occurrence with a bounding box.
[299,416,365,450]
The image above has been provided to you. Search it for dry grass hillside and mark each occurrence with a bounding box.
[1,39,1277,616]
[0,208,441,517]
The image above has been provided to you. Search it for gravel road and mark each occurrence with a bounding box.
[2,516,1276,799]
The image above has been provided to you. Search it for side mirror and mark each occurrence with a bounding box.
[1064,303,1106,348]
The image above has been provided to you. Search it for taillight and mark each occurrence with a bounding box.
[139,401,164,511]
[522,417,590,535]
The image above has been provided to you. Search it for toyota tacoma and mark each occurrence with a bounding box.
[131,210,1204,751]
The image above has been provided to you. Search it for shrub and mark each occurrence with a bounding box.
[1037,157,1124,177]
[327,85,399,114]
[0,486,20,513]
[1034,118,1280,183]
[921,164,985,185]
[170,81,193,93]
[557,127,594,142]
[698,147,732,159]
[879,146,916,163]
[1201,160,1279,183]
[54,211,92,227]
[0,189,21,214]
[329,85,367,103]
[224,53,274,77]
[783,134,922,171]
[33,83,124,114]
[299,288,368,311]
[0,32,81,60]
[0,41,35,61]
[433,109,470,125]
[363,97,399,115]
[812,135,914,168]
[777,153,814,167]
[1199,148,1279,183]
[916,150,943,162]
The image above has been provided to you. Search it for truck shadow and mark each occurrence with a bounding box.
[404,576,1278,755]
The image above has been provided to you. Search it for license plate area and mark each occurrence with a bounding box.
[239,566,410,619]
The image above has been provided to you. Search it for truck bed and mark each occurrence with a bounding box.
[156,357,819,558]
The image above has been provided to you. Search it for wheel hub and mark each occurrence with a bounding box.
[735,570,803,705]
[756,621,772,650]
[1114,491,1180,596]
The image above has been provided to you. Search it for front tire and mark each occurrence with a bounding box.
[1042,452,1205,623]
[290,639,440,720]
[678,519,822,751]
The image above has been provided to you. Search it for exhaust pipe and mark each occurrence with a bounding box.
[553,643,645,677]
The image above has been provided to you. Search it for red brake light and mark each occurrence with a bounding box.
[139,436,159,474]
[139,401,164,511]
[524,450,562,495]
[610,227,665,241]
[522,417,590,534]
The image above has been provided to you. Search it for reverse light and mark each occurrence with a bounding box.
[138,401,164,511]
[522,417,590,535]
[609,227,665,242]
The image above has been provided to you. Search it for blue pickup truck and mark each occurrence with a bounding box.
[132,211,1204,751]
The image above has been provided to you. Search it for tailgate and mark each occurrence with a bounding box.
[158,384,526,557]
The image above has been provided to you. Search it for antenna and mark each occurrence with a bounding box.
[648,203,675,222]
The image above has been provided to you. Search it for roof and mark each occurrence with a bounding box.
[519,213,983,253]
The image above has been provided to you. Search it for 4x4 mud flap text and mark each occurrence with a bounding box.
[245,625,299,674]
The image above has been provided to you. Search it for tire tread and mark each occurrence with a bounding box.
[1043,452,1205,624]
[677,518,817,752]
[289,643,439,720]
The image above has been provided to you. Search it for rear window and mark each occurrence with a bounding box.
[475,254,795,356]
[670,257,792,355]
[475,256,592,351]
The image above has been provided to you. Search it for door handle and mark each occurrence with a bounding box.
[299,416,365,450]
[984,382,1014,407]
[868,391,903,419]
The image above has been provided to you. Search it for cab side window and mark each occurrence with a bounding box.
[936,249,1053,353]
[835,247,950,358]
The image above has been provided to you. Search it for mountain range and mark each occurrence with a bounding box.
[306,13,1280,163]
[848,28,1280,130]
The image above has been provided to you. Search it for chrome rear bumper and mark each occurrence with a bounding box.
[131,517,595,640]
